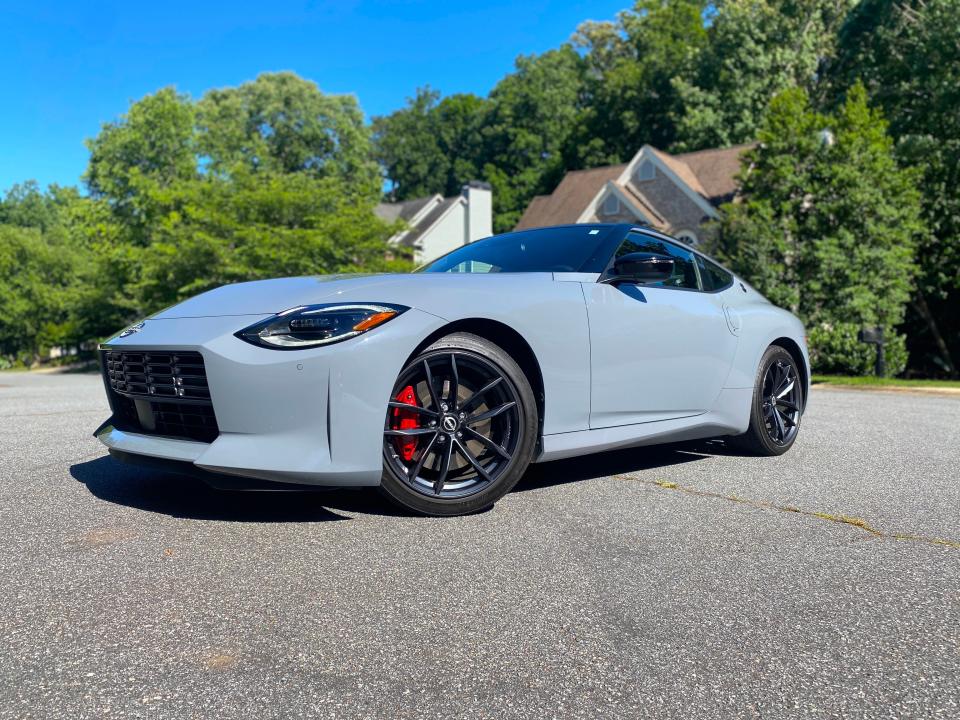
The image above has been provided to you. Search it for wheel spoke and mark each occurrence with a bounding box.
[777,408,797,428]
[433,440,453,495]
[449,354,459,409]
[383,427,438,437]
[776,398,799,412]
[454,439,492,483]
[776,374,794,398]
[463,426,512,460]
[772,404,786,440]
[423,359,441,411]
[387,401,439,417]
[460,376,502,412]
[409,432,438,481]
[465,401,517,425]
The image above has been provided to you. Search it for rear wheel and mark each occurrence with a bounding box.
[379,333,538,516]
[731,345,804,456]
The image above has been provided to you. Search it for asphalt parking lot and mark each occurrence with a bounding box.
[0,372,957,719]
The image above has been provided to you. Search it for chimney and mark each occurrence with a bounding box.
[462,180,492,244]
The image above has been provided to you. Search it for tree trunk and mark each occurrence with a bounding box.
[912,289,957,377]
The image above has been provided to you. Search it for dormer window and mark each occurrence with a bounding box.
[635,160,655,182]
[602,193,620,215]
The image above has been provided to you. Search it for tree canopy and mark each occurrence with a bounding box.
[2,2,959,377]
[715,84,925,374]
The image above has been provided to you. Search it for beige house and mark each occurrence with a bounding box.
[376,181,492,264]
[515,144,752,246]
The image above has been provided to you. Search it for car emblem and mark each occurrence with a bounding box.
[119,321,145,338]
[441,415,458,433]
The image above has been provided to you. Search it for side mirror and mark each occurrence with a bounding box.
[608,252,674,284]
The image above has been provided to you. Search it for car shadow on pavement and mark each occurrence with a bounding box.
[70,456,398,523]
[514,440,720,493]
[71,440,733,522]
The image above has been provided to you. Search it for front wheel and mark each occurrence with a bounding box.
[730,345,804,456]
[379,332,539,516]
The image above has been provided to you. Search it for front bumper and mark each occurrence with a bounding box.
[95,309,447,487]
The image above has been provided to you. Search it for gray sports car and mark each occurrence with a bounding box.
[95,224,808,516]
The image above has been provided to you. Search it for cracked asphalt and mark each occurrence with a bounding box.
[0,372,958,719]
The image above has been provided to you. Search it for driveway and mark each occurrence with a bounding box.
[0,373,957,719]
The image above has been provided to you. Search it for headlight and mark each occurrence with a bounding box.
[236,303,408,350]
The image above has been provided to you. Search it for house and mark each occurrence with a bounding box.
[376,181,492,263]
[515,143,753,246]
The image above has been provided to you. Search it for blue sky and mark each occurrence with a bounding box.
[0,0,628,193]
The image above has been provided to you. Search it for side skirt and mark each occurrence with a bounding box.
[535,387,752,463]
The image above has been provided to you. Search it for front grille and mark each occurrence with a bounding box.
[101,350,219,442]
[104,350,211,401]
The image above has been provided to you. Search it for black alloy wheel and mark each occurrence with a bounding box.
[731,344,804,456]
[761,358,801,446]
[380,333,538,516]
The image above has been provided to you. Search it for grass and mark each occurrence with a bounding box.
[813,374,960,389]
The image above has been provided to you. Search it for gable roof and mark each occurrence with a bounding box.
[674,143,754,205]
[375,195,438,224]
[515,164,626,230]
[515,143,754,231]
[393,196,460,248]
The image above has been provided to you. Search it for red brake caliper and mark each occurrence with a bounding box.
[391,385,420,461]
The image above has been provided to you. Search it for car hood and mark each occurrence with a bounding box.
[151,272,563,320]
[152,274,413,319]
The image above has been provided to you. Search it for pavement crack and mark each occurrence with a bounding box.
[617,475,960,549]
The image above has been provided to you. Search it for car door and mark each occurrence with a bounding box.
[584,230,739,429]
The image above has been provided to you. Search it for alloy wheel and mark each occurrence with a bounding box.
[383,351,522,499]
[761,359,801,445]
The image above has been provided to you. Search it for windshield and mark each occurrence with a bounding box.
[418,225,617,274]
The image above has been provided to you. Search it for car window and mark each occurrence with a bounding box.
[419,226,615,274]
[614,232,699,289]
[695,255,734,292]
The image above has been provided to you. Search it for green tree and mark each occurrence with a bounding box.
[716,84,925,376]
[134,170,409,311]
[372,88,489,202]
[374,48,585,231]
[673,0,853,151]
[826,0,960,376]
[483,47,586,230]
[570,0,708,165]
[197,72,379,193]
[84,87,197,240]
[0,181,64,231]
[0,224,79,363]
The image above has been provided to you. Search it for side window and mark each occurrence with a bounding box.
[695,255,734,292]
[614,232,699,289]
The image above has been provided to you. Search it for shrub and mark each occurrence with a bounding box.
[808,322,907,377]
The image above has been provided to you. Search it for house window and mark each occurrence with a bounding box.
[635,160,655,182]
[602,193,620,215]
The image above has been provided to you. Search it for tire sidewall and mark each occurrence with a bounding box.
[379,333,539,516]
[748,346,803,456]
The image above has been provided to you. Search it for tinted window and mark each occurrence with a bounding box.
[695,255,734,291]
[419,226,614,274]
[613,232,699,289]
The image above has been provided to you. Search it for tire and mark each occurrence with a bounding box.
[730,345,804,456]
[379,332,539,516]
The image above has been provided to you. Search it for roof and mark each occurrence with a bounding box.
[375,195,437,224]
[514,164,626,230]
[394,197,460,247]
[514,143,755,231]
[674,143,754,205]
